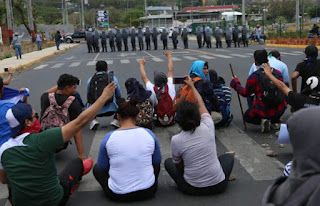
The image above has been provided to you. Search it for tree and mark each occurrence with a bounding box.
[0,3,6,25]
[36,7,62,24]
[121,9,144,27]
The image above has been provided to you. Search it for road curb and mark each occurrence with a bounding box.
[266,44,320,49]
[0,44,80,75]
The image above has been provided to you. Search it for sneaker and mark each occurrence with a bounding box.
[271,123,280,130]
[261,119,271,133]
[89,119,99,130]
[110,119,120,128]
[82,158,93,176]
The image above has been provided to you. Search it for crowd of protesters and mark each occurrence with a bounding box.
[0,43,319,205]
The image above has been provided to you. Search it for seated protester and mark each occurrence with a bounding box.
[139,51,175,126]
[165,76,234,195]
[263,63,320,112]
[292,45,320,93]
[1,67,14,86]
[93,98,161,202]
[40,74,86,160]
[0,83,117,206]
[87,60,121,130]
[177,60,221,116]
[262,107,320,206]
[230,49,287,133]
[209,69,233,126]
[125,78,153,129]
[248,50,290,86]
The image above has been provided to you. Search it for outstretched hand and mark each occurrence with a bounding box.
[184,75,194,88]
[163,51,172,57]
[138,59,147,65]
[102,82,117,101]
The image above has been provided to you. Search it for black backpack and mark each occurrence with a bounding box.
[256,70,284,108]
[194,79,221,113]
[87,72,113,105]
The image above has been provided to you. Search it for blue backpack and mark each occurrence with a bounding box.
[213,85,233,126]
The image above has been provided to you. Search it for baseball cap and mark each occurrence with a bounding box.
[6,103,32,137]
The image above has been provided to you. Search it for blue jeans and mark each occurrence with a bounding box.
[56,41,60,50]
[36,41,42,50]
[14,45,22,59]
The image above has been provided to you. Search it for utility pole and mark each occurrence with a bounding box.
[242,0,245,26]
[5,0,13,43]
[27,0,35,41]
[65,0,69,25]
[81,0,85,30]
[144,0,147,17]
[296,0,299,31]
[62,0,65,24]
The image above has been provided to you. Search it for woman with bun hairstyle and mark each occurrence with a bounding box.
[93,98,162,201]
[165,76,234,195]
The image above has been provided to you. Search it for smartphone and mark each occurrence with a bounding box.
[4,68,8,72]
[77,79,81,86]
[108,71,114,84]
[173,77,186,84]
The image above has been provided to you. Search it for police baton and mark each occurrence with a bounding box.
[229,64,247,130]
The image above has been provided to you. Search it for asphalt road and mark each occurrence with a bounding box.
[0,39,306,206]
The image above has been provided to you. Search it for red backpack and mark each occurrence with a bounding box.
[154,85,175,126]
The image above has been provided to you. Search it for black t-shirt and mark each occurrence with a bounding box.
[40,93,82,121]
[288,91,308,111]
[295,59,320,92]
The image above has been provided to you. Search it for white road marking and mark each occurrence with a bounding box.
[171,57,181,61]
[198,55,216,59]
[212,54,233,59]
[183,56,198,60]
[34,64,48,70]
[143,50,157,58]
[93,52,100,61]
[51,63,65,69]
[152,58,164,62]
[230,54,251,58]
[106,60,113,65]
[69,62,81,67]
[216,123,285,180]
[120,59,130,64]
[279,52,301,56]
[87,61,96,66]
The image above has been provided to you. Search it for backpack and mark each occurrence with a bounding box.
[40,93,75,152]
[214,85,232,126]
[41,93,75,130]
[194,79,221,113]
[135,99,154,129]
[154,85,175,126]
[87,72,112,105]
[173,77,201,111]
[256,70,284,108]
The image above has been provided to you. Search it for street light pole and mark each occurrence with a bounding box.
[242,0,245,26]
[81,0,85,30]
[296,0,299,31]
[27,0,35,41]
[5,0,13,42]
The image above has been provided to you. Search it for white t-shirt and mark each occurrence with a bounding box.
[171,113,225,187]
[97,128,162,194]
[146,77,176,106]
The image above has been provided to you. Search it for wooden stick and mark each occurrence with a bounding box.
[229,63,247,130]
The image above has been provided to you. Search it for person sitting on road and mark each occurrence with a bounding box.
[230,49,287,133]
[93,98,161,202]
[125,78,153,129]
[87,61,121,130]
[0,83,116,206]
[263,63,320,112]
[40,74,86,160]
[165,76,234,196]
[249,50,290,87]
[139,51,175,126]
[291,45,320,93]
[209,69,233,127]
[262,107,320,206]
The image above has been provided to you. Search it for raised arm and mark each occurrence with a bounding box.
[263,63,290,96]
[184,76,208,115]
[45,85,58,93]
[164,51,173,78]
[61,82,116,142]
[139,59,150,85]
[3,68,13,85]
